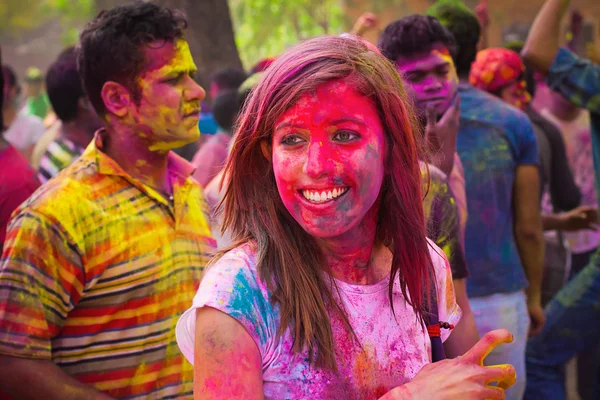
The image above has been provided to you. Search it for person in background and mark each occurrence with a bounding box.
[248,57,276,75]
[188,67,247,178]
[21,66,52,122]
[202,73,264,248]
[37,48,103,184]
[378,14,479,353]
[208,67,247,101]
[30,47,79,169]
[2,65,45,161]
[427,2,545,398]
[0,3,215,399]
[469,48,599,309]
[540,84,600,400]
[521,0,600,397]
[191,90,238,186]
[0,49,40,255]
[540,86,599,276]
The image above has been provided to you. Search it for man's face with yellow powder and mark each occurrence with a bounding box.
[131,39,205,151]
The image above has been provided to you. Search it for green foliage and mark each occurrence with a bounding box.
[229,0,350,68]
[0,0,94,44]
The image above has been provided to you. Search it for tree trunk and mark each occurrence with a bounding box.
[153,0,243,90]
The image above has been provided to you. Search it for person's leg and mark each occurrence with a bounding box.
[571,248,599,400]
[470,291,529,400]
[525,258,600,400]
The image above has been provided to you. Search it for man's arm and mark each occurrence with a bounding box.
[0,211,109,399]
[521,0,570,73]
[513,165,546,336]
[0,357,113,400]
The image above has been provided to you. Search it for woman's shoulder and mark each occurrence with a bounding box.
[206,243,260,281]
[202,243,271,300]
[426,238,451,276]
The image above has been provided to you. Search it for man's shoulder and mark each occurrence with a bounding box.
[19,155,102,218]
[459,84,530,124]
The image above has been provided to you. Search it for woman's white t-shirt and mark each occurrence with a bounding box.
[176,240,461,400]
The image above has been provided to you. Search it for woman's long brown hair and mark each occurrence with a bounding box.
[215,36,434,371]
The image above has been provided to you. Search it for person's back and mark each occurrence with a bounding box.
[457,84,538,295]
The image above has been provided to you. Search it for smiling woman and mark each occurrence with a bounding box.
[175,35,516,400]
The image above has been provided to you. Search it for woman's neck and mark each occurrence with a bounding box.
[318,205,389,285]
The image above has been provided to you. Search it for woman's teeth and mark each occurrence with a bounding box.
[301,187,349,203]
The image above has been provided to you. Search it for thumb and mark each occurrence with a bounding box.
[462,329,514,366]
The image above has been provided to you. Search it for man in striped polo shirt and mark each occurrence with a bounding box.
[0,3,216,399]
[37,48,103,184]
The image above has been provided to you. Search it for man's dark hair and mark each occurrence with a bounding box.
[46,48,85,122]
[77,1,188,116]
[212,89,241,133]
[378,15,457,63]
[427,1,480,77]
[210,67,247,92]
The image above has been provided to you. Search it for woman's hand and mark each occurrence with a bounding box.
[381,329,516,400]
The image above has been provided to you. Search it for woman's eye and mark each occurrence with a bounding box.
[281,134,304,145]
[333,130,359,142]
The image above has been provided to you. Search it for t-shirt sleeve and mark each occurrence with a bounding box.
[547,48,600,115]
[0,210,85,359]
[176,247,278,366]
[27,117,45,147]
[429,242,462,343]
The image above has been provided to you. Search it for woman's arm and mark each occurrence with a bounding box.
[194,307,264,400]
[443,278,479,358]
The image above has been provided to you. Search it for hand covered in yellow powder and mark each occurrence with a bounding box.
[382,329,516,400]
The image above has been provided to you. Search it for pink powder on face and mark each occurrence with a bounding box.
[395,44,459,117]
[270,79,386,239]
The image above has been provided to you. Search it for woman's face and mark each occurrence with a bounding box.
[271,79,386,238]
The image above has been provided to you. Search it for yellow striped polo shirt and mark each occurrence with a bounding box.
[0,131,216,399]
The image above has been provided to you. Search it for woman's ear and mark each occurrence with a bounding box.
[260,138,272,161]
